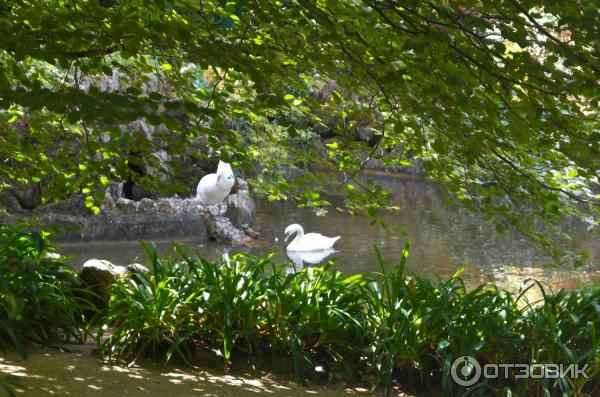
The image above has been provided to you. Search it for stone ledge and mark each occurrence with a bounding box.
[2,193,257,246]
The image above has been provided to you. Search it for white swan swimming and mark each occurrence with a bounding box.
[284,224,340,252]
[196,161,235,205]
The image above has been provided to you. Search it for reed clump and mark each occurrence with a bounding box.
[98,242,600,396]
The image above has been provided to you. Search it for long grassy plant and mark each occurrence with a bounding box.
[263,264,367,381]
[0,223,96,357]
[98,241,600,396]
[98,242,199,365]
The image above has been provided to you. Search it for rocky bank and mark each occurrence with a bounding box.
[0,179,258,246]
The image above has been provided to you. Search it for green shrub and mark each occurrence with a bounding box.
[0,223,95,357]
[518,286,600,396]
[100,243,366,380]
[99,243,208,365]
[98,242,600,396]
[263,263,366,381]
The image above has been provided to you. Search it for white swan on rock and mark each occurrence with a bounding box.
[284,224,340,252]
[196,161,235,205]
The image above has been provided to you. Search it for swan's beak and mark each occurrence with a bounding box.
[284,233,289,243]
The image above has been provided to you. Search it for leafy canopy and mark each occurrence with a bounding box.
[0,0,598,264]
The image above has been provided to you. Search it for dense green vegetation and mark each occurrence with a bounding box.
[97,243,600,396]
[0,1,597,263]
[0,224,97,396]
[0,1,598,395]
[0,223,93,357]
[0,225,598,396]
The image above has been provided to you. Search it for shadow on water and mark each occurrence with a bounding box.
[60,175,599,294]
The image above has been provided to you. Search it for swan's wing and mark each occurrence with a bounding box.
[197,173,220,203]
[299,233,340,250]
[304,233,341,241]
[198,173,218,190]
[302,232,326,240]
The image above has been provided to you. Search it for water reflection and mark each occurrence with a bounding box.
[286,248,337,273]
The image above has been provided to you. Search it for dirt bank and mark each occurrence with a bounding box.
[0,344,407,397]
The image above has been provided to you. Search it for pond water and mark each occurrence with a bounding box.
[60,174,599,296]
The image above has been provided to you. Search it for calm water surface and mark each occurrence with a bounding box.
[61,175,599,296]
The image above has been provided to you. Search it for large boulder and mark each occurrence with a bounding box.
[79,259,126,285]
[225,191,255,229]
[204,208,254,246]
[0,191,22,213]
[12,185,42,209]
[78,259,126,308]
[204,178,259,245]
[230,178,249,194]
[137,198,156,212]
[115,197,135,212]
[103,182,122,208]
[126,263,150,275]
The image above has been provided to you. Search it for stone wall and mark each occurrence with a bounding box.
[1,179,257,245]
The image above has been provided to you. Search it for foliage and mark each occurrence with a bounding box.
[100,243,366,379]
[0,1,597,263]
[0,223,94,357]
[366,247,600,396]
[99,242,600,396]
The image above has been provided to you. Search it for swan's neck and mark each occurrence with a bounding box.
[290,227,304,244]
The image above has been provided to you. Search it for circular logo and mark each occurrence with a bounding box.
[451,356,481,387]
